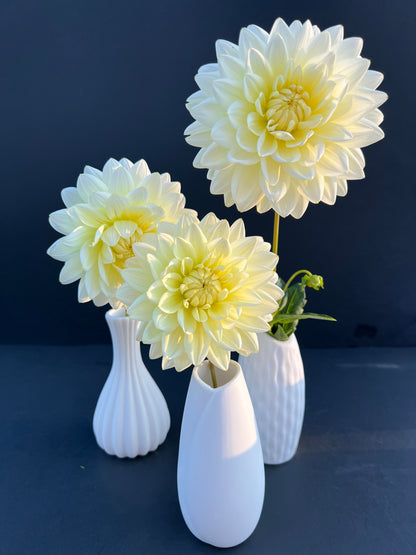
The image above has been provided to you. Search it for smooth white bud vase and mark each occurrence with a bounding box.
[93,308,170,458]
[238,333,305,465]
[177,360,265,548]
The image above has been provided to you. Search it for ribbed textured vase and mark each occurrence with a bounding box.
[93,308,170,458]
[177,360,265,548]
[238,333,305,465]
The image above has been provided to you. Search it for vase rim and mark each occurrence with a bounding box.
[193,359,241,392]
[106,307,127,319]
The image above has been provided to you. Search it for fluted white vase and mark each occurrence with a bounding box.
[238,333,305,465]
[177,360,264,548]
[93,308,170,458]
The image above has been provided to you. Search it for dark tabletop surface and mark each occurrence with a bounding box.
[1,344,415,555]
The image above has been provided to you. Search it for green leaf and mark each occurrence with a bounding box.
[272,312,336,323]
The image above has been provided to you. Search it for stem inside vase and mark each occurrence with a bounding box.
[209,361,218,388]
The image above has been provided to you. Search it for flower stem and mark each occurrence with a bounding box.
[209,361,218,389]
[272,212,280,256]
[283,269,312,293]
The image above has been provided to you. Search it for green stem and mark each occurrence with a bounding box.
[272,212,280,256]
[209,361,218,389]
[283,269,312,293]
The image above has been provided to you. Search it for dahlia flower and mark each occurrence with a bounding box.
[47,158,192,307]
[117,213,282,371]
[185,18,387,218]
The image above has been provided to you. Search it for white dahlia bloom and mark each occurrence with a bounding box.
[185,18,387,218]
[47,158,193,307]
[117,213,282,371]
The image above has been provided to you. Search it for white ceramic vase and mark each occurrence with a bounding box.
[93,308,170,458]
[238,332,305,465]
[177,360,264,548]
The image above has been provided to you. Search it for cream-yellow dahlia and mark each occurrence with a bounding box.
[47,158,192,307]
[185,18,387,218]
[117,213,282,371]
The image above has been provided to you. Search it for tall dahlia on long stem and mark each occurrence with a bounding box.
[185,18,387,220]
[47,157,193,307]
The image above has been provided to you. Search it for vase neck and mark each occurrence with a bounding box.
[105,309,143,371]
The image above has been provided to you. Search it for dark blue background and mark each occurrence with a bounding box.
[2,0,414,346]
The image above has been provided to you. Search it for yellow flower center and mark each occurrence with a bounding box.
[266,84,311,134]
[180,265,224,308]
[113,230,143,268]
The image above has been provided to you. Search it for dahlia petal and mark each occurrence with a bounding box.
[208,302,231,320]
[101,225,119,247]
[153,309,178,332]
[221,327,242,350]
[189,98,225,127]
[77,276,89,303]
[317,122,353,141]
[321,178,338,205]
[129,293,155,321]
[361,70,384,89]
[149,342,163,360]
[237,330,259,354]
[229,218,246,242]
[162,328,185,359]
[275,186,299,217]
[143,321,162,344]
[184,327,210,366]
[318,146,349,175]
[49,208,77,235]
[261,156,280,185]
[326,25,344,46]
[243,73,265,103]
[210,166,235,195]
[158,291,183,314]
[80,243,98,270]
[207,344,231,372]
[334,36,363,61]
[239,27,268,56]
[228,100,250,129]
[273,144,300,163]
[210,118,236,148]
[218,54,245,81]
[259,171,286,203]
[257,131,277,157]
[337,179,348,196]
[247,48,272,81]
[230,165,263,211]
[213,78,243,106]
[228,146,259,165]
[345,148,365,179]
[94,292,110,307]
[85,266,102,299]
[266,33,289,75]
[84,165,102,179]
[76,204,107,227]
[299,175,324,203]
[200,143,229,169]
[236,126,258,152]
[105,195,129,220]
[107,165,134,195]
[61,187,82,208]
[76,174,106,202]
[247,111,266,136]
[305,30,331,61]
[236,313,271,332]
[59,254,83,285]
[114,220,138,239]
[216,39,239,58]
[177,308,197,334]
